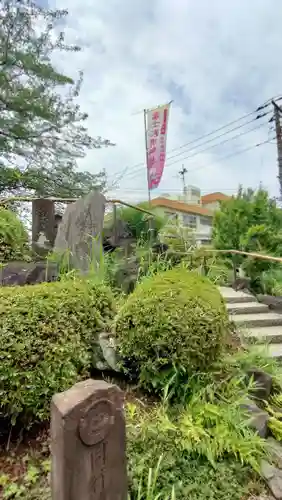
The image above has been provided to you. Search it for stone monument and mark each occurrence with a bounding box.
[54,191,106,273]
[51,379,127,500]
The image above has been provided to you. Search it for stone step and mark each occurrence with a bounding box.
[243,325,282,344]
[219,286,257,304]
[220,286,282,359]
[231,312,282,328]
[226,302,269,315]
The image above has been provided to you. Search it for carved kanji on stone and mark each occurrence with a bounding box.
[54,191,106,273]
[51,379,127,500]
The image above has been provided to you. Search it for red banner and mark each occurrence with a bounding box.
[146,103,171,190]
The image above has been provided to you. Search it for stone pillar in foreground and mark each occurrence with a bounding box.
[51,379,127,500]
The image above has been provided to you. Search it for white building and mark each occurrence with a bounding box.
[151,187,230,246]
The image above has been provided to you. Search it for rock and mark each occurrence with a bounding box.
[261,460,282,499]
[241,399,269,437]
[232,277,252,291]
[54,190,106,274]
[247,367,273,401]
[257,295,282,313]
[98,332,120,372]
[103,238,118,253]
[267,438,282,469]
[152,243,169,254]
[91,332,120,372]
[114,256,139,294]
[0,261,59,286]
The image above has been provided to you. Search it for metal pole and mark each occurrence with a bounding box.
[272,100,282,197]
[144,109,151,206]
[144,108,153,247]
[113,203,118,246]
[179,165,188,196]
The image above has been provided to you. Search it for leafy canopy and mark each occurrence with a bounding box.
[212,186,282,284]
[212,186,282,252]
[0,0,114,197]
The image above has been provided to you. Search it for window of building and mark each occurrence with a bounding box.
[183,214,197,228]
[200,216,212,227]
[165,211,178,222]
[191,188,200,198]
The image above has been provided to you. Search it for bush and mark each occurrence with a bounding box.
[126,368,266,499]
[0,278,115,426]
[160,220,196,252]
[105,203,165,243]
[188,248,234,284]
[0,207,30,262]
[259,269,282,296]
[114,268,229,393]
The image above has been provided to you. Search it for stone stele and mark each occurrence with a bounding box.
[54,191,106,273]
[51,379,127,500]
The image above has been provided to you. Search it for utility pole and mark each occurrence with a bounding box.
[179,165,188,195]
[272,100,282,197]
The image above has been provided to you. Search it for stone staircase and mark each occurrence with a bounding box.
[220,286,282,359]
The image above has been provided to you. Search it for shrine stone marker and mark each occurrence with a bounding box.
[51,379,127,500]
[54,191,106,273]
[32,199,55,255]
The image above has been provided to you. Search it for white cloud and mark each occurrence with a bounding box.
[50,0,282,202]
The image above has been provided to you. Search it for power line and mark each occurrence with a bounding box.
[123,119,270,182]
[110,137,274,192]
[162,112,270,163]
[166,124,270,170]
[109,185,273,192]
[168,102,272,155]
[108,107,272,185]
[186,137,274,175]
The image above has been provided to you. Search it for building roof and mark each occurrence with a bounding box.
[201,192,230,203]
[151,197,213,216]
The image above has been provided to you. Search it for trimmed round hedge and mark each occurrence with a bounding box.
[114,268,229,390]
[0,278,115,426]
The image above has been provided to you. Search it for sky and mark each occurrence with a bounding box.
[49,0,282,202]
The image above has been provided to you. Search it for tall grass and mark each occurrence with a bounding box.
[260,268,282,295]
[128,456,176,500]
[46,235,116,285]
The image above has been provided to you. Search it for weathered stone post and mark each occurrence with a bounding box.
[51,379,127,500]
[32,199,56,251]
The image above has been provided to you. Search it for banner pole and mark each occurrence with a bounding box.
[144,108,151,206]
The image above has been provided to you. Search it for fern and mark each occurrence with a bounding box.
[270,394,282,410]
[175,391,265,471]
[265,402,282,442]
[127,376,266,474]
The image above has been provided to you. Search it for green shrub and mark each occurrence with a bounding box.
[204,260,233,286]
[0,278,115,426]
[187,248,234,285]
[114,268,229,393]
[127,391,265,499]
[260,269,282,296]
[105,203,165,243]
[160,220,196,252]
[0,207,30,261]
